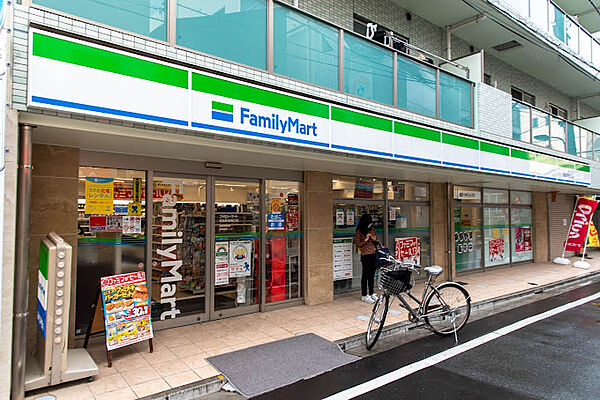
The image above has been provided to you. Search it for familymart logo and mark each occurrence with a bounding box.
[211,101,234,123]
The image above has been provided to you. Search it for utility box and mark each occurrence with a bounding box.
[25,232,98,391]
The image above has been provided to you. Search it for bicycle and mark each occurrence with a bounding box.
[365,255,471,350]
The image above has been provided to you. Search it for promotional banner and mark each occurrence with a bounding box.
[84,177,114,215]
[587,221,599,248]
[215,243,229,286]
[333,238,353,280]
[100,272,153,351]
[229,240,253,277]
[395,237,421,265]
[515,227,532,253]
[489,238,505,261]
[564,197,599,252]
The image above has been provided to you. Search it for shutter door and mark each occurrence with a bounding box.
[548,193,577,259]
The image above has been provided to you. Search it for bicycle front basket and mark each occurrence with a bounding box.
[380,269,412,295]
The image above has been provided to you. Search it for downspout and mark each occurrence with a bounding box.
[445,14,487,60]
[11,124,34,400]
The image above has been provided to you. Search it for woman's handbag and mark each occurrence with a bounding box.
[375,242,393,268]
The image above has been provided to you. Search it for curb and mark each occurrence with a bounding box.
[335,270,600,351]
[142,270,600,399]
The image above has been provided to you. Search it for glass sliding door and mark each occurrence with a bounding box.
[454,186,483,272]
[213,179,260,316]
[152,177,207,321]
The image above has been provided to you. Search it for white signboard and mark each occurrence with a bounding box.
[229,240,252,278]
[333,238,353,280]
[215,242,229,286]
[122,216,141,234]
[346,210,355,226]
[336,209,345,226]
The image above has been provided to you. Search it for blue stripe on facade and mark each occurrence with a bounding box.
[557,178,574,183]
[511,171,536,178]
[393,154,442,164]
[211,110,233,122]
[536,175,557,181]
[576,181,590,185]
[480,166,509,174]
[442,161,479,170]
[330,144,393,158]
[31,96,188,126]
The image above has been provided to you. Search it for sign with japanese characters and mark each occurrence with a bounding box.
[333,238,353,280]
[215,243,229,286]
[489,237,505,261]
[84,177,114,215]
[229,240,252,278]
[395,237,421,265]
[268,213,285,230]
[100,272,152,351]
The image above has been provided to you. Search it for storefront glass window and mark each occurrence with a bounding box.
[332,176,384,199]
[387,204,430,267]
[76,167,147,334]
[511,208,534,262]
[511,191,532,205]
[483,188,508,204]
[484,207,510,267]
[454,206,483,272]
[152,177,207,320]
[387,181,429,201]
[214,180,260,311]
[333,203,384,294]
[265,181,302,303]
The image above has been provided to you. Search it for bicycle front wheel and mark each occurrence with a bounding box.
[366,293,389,350]
[424,282,471,336]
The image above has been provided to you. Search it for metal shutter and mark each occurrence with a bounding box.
[548,193,577,259]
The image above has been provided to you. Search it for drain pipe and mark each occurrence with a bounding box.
[445,14,486,59]
[11,124,35,400]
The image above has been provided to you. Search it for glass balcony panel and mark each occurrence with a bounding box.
[273,4,338,90]
[566,124,579,155]
[512,101,531,142]
[510,0,530,17]
[594,134,600,162]
[530,0,549,32]
[566,17,579,53]
[176,0,267,70]
[579,29,592,62]
[33,0,167,40]
[531,109,550,147]
[397,56,436,118]
[439,72,472,126]
[582,129,594,159]
[549,4,565,43]
[550,117,566,152]
[593,40,600,66]
[343,34,394,105]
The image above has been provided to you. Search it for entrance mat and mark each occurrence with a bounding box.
[207,333,358,398]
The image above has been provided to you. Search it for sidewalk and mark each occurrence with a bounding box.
[25,258,600,400]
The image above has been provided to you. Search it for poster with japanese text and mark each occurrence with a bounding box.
[122,216,142,234]
[85,177,114,215]
[489,238,505,261]
[215,242,229,285]
[395,237,421,265]
[515,227,532,253]
[229,240,252,277]
[333,238,353,280]
[100,271,152,351]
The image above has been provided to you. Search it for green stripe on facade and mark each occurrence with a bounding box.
[511,148,535,161]
[442,133,479,150]
[394,121,440,142]
[576,164,591,172]
[32,32,188,89]
[192,73,329,119]
[480,142,509,156]
[536,155,556,166]
[331,107,393,132]
[558,160,574,169]
[212,101,233,113]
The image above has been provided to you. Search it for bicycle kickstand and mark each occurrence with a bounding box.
[451,312,458,345]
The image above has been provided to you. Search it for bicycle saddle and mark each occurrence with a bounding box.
[424,265,443,276]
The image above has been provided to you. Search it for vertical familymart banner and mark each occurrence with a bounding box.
[564,197,599,253]
[27,28,591,186]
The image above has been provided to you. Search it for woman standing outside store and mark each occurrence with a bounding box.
[356,213,378,303]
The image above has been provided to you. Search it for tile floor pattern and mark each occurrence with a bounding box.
[26,258,600,400]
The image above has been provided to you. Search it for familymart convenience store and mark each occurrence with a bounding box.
[22,29,592,335]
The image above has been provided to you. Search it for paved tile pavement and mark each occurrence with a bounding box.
[25,258,600,400]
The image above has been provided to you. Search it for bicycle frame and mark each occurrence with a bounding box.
[389,272,451,323]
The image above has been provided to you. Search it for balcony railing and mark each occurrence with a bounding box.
[503,0,600,67]
[512,99,600,160]
[31,0,474,128]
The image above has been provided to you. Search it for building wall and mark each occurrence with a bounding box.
[532,191,549,263]
[548,192,576,260]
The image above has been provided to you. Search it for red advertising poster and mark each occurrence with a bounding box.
[565,197,599,252]
[100,272,153,351]
[395,237,421,265]
[489,238,504,261]
[286,207,299,231]
[515,227,532,253]
[89,215,107,231]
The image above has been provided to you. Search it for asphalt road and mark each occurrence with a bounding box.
[252,281,600,400]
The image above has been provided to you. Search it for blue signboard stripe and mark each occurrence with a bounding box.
[330,144,393,158]
[211,110,233,122]
[393,154,442,165]
[480,166,509,174]
[442,161,479,170]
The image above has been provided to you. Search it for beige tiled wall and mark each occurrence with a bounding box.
[533,191,549,263]
[304,171,333,305]
[430,182,449,281]
[27,144,79,350]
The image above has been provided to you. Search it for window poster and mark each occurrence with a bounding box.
[346,209,355,226]
[489,237,505,261]
[122,216,142,234]
[286,207,299,231]
[229,240,252,277]
[101,271,152,351]
[395,237,421,265]
[89,215,107,231]
[336,209,345,226]
[354,179,374,199]
[333,238,353,280]
[515,227,532,253]
[106,216,122,232]
[268,213,285,230]
[85,177,114,215]
[389,207,396,222]
[215,243,229,286]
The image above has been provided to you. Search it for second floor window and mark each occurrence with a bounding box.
[511,87,535,106]
[549,104,568,119]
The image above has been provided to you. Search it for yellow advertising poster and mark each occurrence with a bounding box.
[502,228,510,237]
[588,221,599,248]
[271,198,282,213]
[492,228,500,239]
[128,202,142,216]
[85,177,114,215]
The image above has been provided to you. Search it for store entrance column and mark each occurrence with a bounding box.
[211,179,261,319]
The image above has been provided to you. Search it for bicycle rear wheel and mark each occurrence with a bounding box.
[424,282,470,336]
[366,293,389,350]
